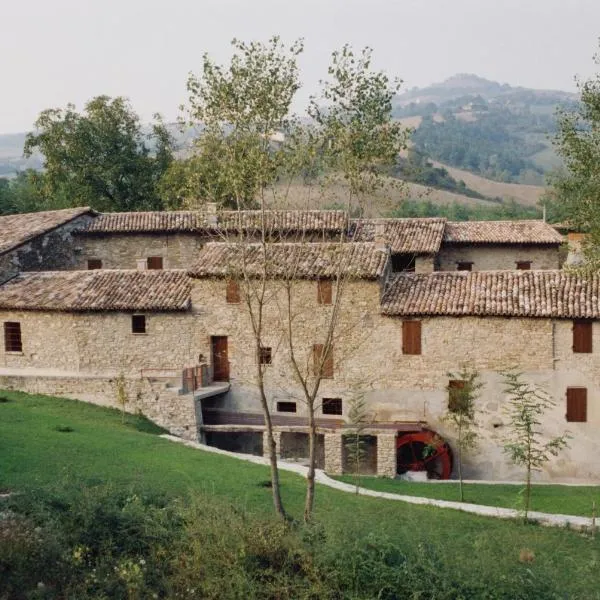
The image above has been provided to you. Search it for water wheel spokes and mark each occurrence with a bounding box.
[396,430,452,480]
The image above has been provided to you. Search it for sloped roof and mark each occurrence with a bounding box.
[381,271,600,319]
[0,207,94,255]
[351,218,446,254]
[189,242,388,280]
[443,221,563,245]
[0,270,191,312]
[82,210,347,234]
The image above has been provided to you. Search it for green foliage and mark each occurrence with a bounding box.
[115,373,128,423]
[444,365,483,501]
[0,171,46,215]
[344,390,371,493]
[23,96,174,212]
[502,370,570,519]
[548,47,600,268]
[391,198,541,221]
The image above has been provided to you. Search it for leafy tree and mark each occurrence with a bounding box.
[443,366,482,502]
[24,96,174,212]
[548,46,600,267]
[0,171,46,215]
[501,370,570,519]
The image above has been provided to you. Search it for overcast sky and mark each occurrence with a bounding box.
[1,0,599,133]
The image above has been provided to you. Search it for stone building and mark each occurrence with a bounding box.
[0,206,595,482]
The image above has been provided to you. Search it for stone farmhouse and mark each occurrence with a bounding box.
[0,206,597,482]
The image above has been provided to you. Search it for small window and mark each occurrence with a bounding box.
[566,387,587,422]
[391,254,416,273]
[277,401,297,413]
[226,280,241,304]
[317,280,333,305]
[4,322,22,352]
[516,261,531,270]
[313,343,334,379]
[457,262,473,272]
[131,314,146,334]
[259,346,272,365]
[147,256,163,270]
[322,398,343,415]
[448,380,466,412]
[87,259,102,270]
[573,320,593,353]
[402,320,422,355]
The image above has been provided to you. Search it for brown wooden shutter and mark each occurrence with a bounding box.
[4,322,22,352]
[317,280,333,305]
[226,280,241,304]
[402,320,422,355]
[566,387,587,422]
[313,343,334,378]
[573,320,593,353]
[147,256,163,270]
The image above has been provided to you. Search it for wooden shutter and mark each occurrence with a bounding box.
[4,322,22,352]
[226,280,240,304]
[317,280,333,305]
[448,380,466,412]
[402,320,422,355]
[566,387,587,422]
[313,343,334,378]
[573,320,593,353]
[87,259,102,270]
[147,256,163,270]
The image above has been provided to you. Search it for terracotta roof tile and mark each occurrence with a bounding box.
[0,270,191,311]
[443,221,563,244]
[352,218,446,254]
[83,210,347,234]
[189,242,388,279]
[381,271,600,319]
[0,207,94,255]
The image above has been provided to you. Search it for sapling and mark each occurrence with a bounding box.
[502,369,570,520]
[343,390,370,494]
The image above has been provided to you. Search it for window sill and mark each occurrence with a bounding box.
[5,351,24,356]
[131,333,148,336]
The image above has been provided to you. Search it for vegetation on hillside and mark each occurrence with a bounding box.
[1,391,599,599]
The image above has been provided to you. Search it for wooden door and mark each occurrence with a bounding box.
[211,336,229,381]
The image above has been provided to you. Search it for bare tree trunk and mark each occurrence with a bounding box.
[304,402,317,522]
[261,390,286,518]
[458,421,464,502]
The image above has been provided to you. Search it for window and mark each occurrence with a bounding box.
[322,398,343,415]
[226,280,240,304]
[448,380,466,412]
[573,320,593,353]
[4,322,22,352]
[317,280,333,305]
[131,314,146,334]
[516,261,531,270]
[566,387,587,422]
[402,320,422,355]
[277,401,297,413]
[456,262,473,272]
[147,256,163,270]
[259,346,272,365]
[313,343,334,378]
[391,254,416,273]
[87,259,102,270]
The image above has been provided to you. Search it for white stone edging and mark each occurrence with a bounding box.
[160,435,597,531]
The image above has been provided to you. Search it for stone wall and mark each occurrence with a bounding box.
[436,244,560,271]
[0,214,95,283]
[75,233,204,270]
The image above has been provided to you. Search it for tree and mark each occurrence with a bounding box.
[501,370,570,519]
[343,389,371,494]
[548,45,600,266]
[24,96,174,212]
[443,365,482,502]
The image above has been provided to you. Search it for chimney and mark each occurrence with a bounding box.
[374,221,387,251]
[205,202,218,227]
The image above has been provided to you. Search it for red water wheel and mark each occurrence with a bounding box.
[396,431,453,480]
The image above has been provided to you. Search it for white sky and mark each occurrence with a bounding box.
[1,0,598,133]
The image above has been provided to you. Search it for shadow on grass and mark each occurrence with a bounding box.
[124,414,168,435]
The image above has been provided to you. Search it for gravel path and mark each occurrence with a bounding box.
[161,434,598,531]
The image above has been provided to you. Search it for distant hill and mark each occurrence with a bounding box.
[393,74,576,185]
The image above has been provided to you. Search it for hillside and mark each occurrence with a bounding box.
[394,74,575,185]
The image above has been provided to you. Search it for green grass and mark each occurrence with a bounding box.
[334,476,600,518]
[2,390,600,598]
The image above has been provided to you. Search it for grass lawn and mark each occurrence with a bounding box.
[1,390,600,598]
[334,476,600,518]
